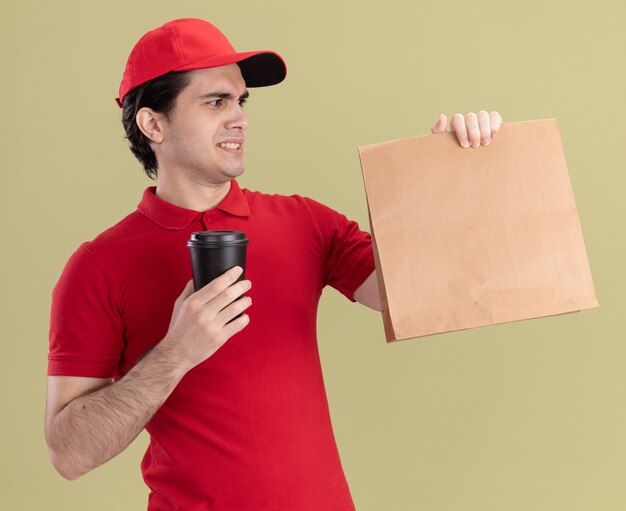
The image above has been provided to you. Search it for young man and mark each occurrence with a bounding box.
[45,18,502,510]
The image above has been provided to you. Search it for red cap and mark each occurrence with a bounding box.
[116,18,287,107]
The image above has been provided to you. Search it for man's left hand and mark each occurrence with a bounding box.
[431,111,503,148]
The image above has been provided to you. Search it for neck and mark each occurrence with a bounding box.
[154,175,232,212]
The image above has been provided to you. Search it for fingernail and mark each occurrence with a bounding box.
[462,141,470,148]
[482,139,490,145]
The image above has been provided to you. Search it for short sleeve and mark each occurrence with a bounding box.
[303,198,376,302]
[48,244,124,378]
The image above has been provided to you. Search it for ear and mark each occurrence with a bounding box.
[135,107,166,144]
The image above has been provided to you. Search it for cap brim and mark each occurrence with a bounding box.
[174,50,287,87]
[237,52,287,87]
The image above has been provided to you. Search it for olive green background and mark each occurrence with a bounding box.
[1,0,624,509]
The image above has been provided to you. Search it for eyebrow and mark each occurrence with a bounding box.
[198,90,250,100]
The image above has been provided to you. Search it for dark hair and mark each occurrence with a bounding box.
[121,71,191,179]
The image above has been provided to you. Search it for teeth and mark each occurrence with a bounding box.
[219,142,241,150]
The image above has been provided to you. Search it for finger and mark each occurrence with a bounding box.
[216,295,253,326]
[477,110,491,145]
[490,111,503,138]
[431,114,447,134]
[221,312,251,339]
[193,266,244,303]
[450,113,469,148]
[207,279,252,316]
[464,112,481,147]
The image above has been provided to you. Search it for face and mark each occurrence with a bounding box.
[154,64,249,185]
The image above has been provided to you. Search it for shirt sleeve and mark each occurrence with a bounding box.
[48,244,124,378]
[303,198,376,302]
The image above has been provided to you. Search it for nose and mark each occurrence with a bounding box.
[225,102,249,131]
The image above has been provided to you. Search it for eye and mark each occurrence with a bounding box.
[207,99,223,107]
[238,98,247,107]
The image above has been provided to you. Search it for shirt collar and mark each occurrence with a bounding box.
[137,179,250,230]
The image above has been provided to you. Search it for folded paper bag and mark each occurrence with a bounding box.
[358,119,598,342]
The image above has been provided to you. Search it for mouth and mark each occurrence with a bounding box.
[217,141,243,153]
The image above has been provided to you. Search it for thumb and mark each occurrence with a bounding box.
[431,114,447,134]
[168,279,195,329]
[176,279,196,304]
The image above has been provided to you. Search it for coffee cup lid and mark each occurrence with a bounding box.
[188,230,249,246]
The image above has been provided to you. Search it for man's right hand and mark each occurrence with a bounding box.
[45,266,252,480]
[160,266,252,372]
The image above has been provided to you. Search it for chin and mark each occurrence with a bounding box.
[222,166,245,179]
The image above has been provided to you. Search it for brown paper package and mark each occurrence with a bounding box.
[358,119,598,342]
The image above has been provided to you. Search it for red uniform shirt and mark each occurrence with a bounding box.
[49,179,375,510]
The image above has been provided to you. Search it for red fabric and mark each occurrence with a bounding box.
[48,179,375,510]
[117,18,287,106]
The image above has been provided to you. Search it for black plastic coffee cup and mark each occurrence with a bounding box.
[187,231,250,292]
